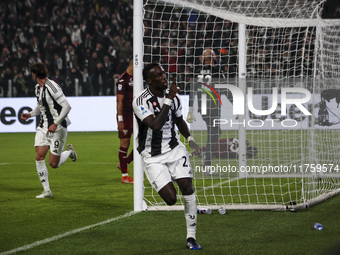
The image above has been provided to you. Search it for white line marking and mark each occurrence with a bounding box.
[0,211,137,255]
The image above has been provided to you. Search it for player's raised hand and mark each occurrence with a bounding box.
[168,77,179,99]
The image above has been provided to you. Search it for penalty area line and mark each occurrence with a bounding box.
[0,211,137,255]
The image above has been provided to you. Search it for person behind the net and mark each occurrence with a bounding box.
[132,63,201,250]
[187,48,226,170]
[21,62,77,199]
[116,59,134,184]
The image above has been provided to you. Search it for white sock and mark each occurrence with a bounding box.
[36,160,50,191]
[58,150,71,167]
[183,194,197,240]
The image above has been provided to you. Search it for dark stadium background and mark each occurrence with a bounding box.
[0,0,339,98]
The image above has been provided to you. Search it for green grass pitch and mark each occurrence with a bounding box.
[1,132,340,255]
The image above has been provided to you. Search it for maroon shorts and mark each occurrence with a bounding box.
[118,128,133,139]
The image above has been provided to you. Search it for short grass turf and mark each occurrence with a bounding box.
[1,132,340,255]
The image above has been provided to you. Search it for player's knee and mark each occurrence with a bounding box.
[120,141,130,148]
[120,138,131,149]
[165,195,177,206]
[49,161,59,169]
[181,187,194,196]
[177,179,194,195]
[35,156,45,161]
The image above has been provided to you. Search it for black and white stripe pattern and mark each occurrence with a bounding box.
[35,79,69,129]
[133,88,182,157]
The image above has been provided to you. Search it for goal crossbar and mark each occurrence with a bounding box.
[158,0,340,27]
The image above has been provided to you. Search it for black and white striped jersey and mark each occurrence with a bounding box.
[34,79,71,130]
[133,87,182,157]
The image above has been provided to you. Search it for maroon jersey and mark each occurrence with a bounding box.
[116,71,133,129]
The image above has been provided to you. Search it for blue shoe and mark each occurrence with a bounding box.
[187,238,201,250]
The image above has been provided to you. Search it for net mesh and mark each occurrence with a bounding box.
[141,0,340,210]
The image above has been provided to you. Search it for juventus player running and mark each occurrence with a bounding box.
[21,62,77,198]
[133,63,201,250]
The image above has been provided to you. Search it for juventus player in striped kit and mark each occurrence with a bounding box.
[21,62,77,198]
[133,63,201,250]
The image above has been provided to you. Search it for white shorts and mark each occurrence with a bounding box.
[34,126,68,156]
[142,143,193,192]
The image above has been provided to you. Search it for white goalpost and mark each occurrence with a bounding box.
[134,0,340,211]
[133,0,144,212]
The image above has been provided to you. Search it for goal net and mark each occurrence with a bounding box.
[137,0,340,211]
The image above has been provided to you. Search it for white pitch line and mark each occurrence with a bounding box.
[0,211,137,255]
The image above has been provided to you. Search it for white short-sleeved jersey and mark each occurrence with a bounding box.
[133,87,182,157]
[35,79,71,130]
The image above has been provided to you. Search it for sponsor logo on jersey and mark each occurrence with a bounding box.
[118,84,123,91]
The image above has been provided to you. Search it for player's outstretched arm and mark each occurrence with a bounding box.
[21,112,31,121]
[21,104,40,121]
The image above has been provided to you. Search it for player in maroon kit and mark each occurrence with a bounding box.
[116,59,134,184]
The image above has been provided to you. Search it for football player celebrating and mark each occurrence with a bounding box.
[133,63,201,250]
